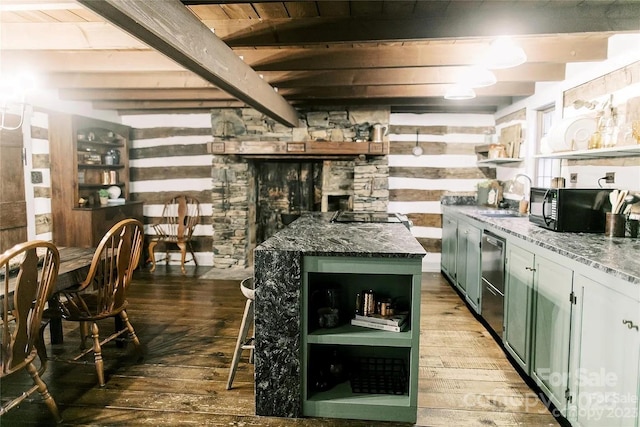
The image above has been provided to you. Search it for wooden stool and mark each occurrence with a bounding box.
[226,277,255,390]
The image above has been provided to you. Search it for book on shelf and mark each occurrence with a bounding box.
[351,318,408,332]
[353,312,408,327]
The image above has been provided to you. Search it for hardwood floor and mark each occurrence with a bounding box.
[1,268,559,426]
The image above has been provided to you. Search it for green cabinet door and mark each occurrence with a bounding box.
[461,222,482,313]
[571,274,640,427]
[504,244,534,374]
[455,221,468,293]
[441,215,457,281]
[531,255,573,416]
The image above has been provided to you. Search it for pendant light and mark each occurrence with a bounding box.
[412,130,423,157]
[444,84,476,100]
[460,65,497,88]
[484,36,527,70]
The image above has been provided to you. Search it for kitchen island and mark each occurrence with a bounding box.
[253,212,426,422]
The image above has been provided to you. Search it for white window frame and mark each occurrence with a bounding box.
[535,106,560,188]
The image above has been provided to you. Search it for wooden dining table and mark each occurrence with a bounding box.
[47,246,96,344]
[2,246,96,344]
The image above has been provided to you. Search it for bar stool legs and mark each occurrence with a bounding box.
[226,277,255,390]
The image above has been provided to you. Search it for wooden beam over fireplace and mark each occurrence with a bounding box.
[207,140,389,157]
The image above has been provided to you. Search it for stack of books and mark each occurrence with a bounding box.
[350,313,408,332]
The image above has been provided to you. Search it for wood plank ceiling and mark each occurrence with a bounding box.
[1,0,639,118]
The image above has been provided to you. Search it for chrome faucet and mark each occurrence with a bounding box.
[514,174,533,197]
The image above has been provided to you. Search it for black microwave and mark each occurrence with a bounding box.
[529,187,613,232]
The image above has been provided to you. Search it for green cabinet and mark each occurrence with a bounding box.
[444,208,639,427]
[457,220,482,313]
[531,254,574,416]
[441,215,457,282]
[441,212,481,314]
[504,244,535,373]
[569,274,640,427]
[504,243,574,411]
[301,256,422,423]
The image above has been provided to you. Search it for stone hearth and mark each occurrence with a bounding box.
[210,107,390,269]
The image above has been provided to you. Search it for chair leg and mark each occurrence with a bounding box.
[148,241,158,272]
[119,310,141,349]
[79,321,90,350]
[36,318,49,377]
[90,322,105,387]
[177,242,187,274]
[188,242,198,266]
[226,298,254,390]
[26,361,61,422]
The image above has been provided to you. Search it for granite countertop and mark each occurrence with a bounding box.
[443,205,640,285]
[255,212,426,258]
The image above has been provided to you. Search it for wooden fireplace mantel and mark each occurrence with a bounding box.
[207,140,389,156]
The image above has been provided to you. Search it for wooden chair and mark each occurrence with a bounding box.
[148,195,200,274]
[1,241,61,421]
[50,218,144,387]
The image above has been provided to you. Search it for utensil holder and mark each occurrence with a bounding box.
[628,219,639,238]
[605,213,625,237]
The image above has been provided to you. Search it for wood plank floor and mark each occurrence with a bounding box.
[1,268,560,426]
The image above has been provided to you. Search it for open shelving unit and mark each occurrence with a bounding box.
[301,256,421,423]
[49,113,143,247]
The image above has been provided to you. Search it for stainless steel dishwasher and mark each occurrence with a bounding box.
[481,230,506,340]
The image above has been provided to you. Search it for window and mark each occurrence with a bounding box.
[535,106,560,187]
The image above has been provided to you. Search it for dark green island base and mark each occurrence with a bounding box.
[253,213,426,423]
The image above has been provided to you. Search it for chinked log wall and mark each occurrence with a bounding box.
[387,115,496,271]
[124,116,215,267]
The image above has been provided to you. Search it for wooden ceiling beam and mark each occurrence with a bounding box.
[60,82,533,102]
[2,22,609,66]
[93,99,246,110]
[240,37,611,70]
[76,0,299,127]
[220,4,640,46]
[43,71,214,89]
[283,82,535,99]
[0,50,183,73]
[267,63,566,87]
[41,63,565,89]
[1,33,607,75]
[290,96,514,108]
[59,87,235,101]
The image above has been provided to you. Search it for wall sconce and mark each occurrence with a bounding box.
[483,36,527,70]
[0,72,36,131]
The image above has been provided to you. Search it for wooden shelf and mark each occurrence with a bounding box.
[208,140,388,156]
[535,145,640,159]
[77,164,125,169]
[77,139,124,149]
[307,324,412,347]
[477,157,523,166]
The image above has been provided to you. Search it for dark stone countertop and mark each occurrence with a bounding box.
[442,205,640,285]
[255,212,427,258]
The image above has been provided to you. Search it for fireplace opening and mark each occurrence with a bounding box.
[255,159,323,244]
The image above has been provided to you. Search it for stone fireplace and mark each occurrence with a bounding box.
[210,107,390,269]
